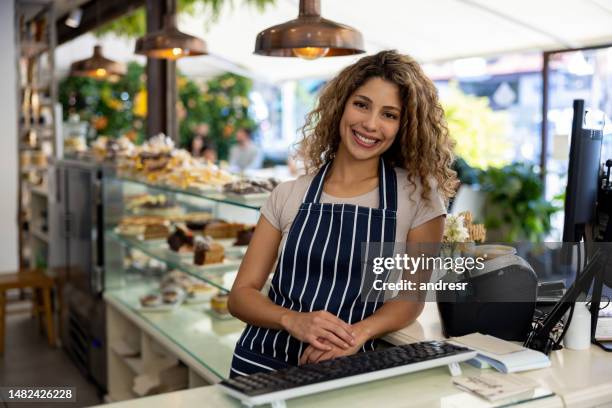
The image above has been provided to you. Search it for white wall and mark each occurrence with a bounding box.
[0,0,19,274]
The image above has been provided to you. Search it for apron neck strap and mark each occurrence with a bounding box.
[303,159,397,211]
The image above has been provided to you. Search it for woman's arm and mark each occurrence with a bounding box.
[228,216,355,351]
[301,215,445,364]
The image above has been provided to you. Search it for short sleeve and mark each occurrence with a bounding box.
[410,178,448,229]
[260,180,293,231]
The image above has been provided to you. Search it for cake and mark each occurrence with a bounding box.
[167,224,195,251]
[193,236,225,265]
[203,220,246,239]
[234,226,255,246]
[187,282,218,301]
[161,286,184,304]
[139,294,162,307]
[118,216,170,240]
[211,293,230,316]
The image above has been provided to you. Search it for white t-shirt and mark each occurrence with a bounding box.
[260,167,447,255]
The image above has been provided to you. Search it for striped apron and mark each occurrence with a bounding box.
[230,159,397,378]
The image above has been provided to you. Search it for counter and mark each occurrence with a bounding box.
[98,299,612,407]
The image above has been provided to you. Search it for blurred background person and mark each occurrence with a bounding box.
[229,127,263,172]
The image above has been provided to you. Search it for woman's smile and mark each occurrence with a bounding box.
[351,128,381,148]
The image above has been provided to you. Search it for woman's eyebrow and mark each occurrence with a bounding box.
[354,94,401,111]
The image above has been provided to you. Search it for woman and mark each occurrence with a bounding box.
[228,50,457,377]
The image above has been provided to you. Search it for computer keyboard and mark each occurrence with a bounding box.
[220,341,476,406]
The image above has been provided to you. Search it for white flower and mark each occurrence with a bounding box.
[443,214,470,243]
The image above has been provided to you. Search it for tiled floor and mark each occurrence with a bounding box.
[0,296,102,408]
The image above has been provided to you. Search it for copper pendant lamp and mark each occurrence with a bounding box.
[254,0,364,59]
[69,45,126,81]
[135,14,207,60]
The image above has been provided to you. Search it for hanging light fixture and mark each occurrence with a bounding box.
[69,45,126,81]
[254,0,364,60]
[134,14,207,60]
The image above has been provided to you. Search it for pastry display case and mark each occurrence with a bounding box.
[102,164,273,400]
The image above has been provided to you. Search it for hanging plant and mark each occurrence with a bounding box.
[96,0,275,38]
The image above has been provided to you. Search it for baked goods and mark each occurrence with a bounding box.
[139,294,162,307]
[223,178,279,195]
[116,135,235,189]
[166,225,195,251]
[211,292,230,316]
[170,212,213,225]
[127,194,184,218]
[203,220,246,239]
[118,216,170,240]
[161,286,185,304]
[234,226,255,246]
[193,236,225,265]
[187,281,218,302]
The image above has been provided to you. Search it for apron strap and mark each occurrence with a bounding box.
[303,159,397,210]
[379,159,397,211]
[303,161,332,203]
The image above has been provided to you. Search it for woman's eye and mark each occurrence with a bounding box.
[383,112,399,120]
[353,101,367,109]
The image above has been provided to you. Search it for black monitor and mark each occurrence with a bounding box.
[562,99,604,243]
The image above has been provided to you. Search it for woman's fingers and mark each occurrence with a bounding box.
[307,348,327,364]
[306,334,332,351]
[319,320,354,347]
[299,347,313,365]
[319,312,354,337]
[317,328,350,349]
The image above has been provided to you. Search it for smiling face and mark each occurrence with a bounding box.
[338,77,402,162]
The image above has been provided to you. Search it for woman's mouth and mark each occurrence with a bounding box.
[351,129,381,149]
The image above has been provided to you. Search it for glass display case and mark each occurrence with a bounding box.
[103,175,265,293]
[102,173,267,395]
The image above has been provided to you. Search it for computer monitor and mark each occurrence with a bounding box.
[562,99,604,243]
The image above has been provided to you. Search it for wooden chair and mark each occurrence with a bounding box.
[0,269,56,354]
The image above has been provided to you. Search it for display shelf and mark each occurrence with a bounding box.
[105,284,244,383]
[117,177,268,211]
[107,230,239,293]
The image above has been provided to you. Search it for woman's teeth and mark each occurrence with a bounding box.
[353,130,379,146]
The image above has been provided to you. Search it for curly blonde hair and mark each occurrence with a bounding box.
[297,50,458,202]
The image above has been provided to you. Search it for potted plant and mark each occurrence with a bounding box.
[479,162,560,242]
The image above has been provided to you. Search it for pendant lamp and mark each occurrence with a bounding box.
[134,14,207,60]
[254,0,364,60]
[69,45,126,80]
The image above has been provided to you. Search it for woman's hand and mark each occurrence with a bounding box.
[299,323,370,365]
[281,310,356,351]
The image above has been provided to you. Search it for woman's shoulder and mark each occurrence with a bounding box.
[270,173,316,201]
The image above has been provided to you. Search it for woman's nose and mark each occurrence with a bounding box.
[362,112,377,132]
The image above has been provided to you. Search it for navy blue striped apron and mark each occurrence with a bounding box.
[230,159,397,378]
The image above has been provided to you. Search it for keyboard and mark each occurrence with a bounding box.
[219,341,476,406]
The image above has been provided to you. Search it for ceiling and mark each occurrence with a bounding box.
[55,0,612,83]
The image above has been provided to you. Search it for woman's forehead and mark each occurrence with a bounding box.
[351,77,402,109]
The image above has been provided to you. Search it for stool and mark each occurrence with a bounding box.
[0,269,56,354]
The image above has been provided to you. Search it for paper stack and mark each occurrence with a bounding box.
[450,333,551,373]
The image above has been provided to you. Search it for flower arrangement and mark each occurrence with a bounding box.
[442,211,486,257]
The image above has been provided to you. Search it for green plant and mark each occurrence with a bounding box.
[96,0,275,38]
[442,83,512,169]
[59,61,147,142]
[178,72,255,159]
[59,63,255,159]
[479,162,561,242]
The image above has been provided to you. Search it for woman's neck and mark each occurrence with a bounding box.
[323,147,380,197]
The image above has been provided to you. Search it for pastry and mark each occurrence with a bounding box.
[234,226,255,246]
[139,294,162,307]
[193,236,225,265]
[161,286,184,304]
[223,178,279,195]
[167,224,194,251]
[204,220,246,239]
[118,216,170,240]
[211,293,230,316]
[187,282,217,301]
